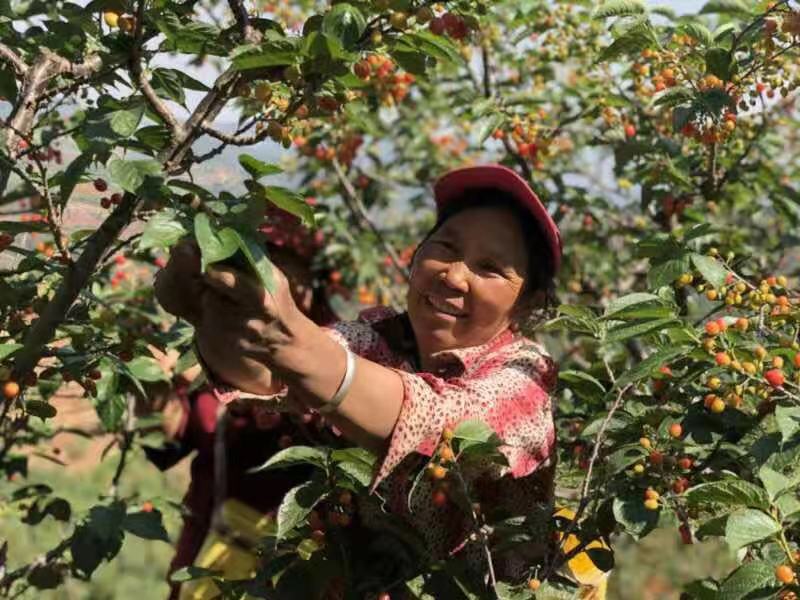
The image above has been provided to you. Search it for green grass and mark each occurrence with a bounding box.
[0,441,188,599]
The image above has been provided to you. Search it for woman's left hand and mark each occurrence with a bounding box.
[195,262,302,394]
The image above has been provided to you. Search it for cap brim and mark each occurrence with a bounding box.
[433,164,562,274]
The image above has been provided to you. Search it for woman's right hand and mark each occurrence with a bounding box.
[153,239,205,326]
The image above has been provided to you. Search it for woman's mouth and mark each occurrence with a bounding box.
[425,294,466,318]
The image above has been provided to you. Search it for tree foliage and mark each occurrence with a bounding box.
[2,0,800,598]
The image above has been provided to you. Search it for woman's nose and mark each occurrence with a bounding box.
[441,262,470,292]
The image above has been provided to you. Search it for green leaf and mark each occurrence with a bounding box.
[614,345,688,388]
[123,509,170,542]
[648,255,691,288]
[700,0,752,16]
[558,371,606,400]
[758,465,795,502]
[321,3,366,50]
[26,400,56,420]
[775,405,800,443]
[231,229,276,294]
[392,31,462,67]
[150,68,186,106]
[126,357,168,382]
[677,22,714,46]
[108,104,145,138]
[685,480,771,511]
[108,158,163,194]
[193,213,239,269]
[254,184,315,228]
[71,503,125,577]
[0,343,22,360]
[276,478,328,541]
[453,419,497,445]
[331,447,376,487]
[718,561,777,600]
[598,21,657,62]
[57,152,95,209]
[612,496,658,539]
[238,154,283,180]
[475,112,506,145]
[592,0,648,19]
[95,394,126,431]
[248,445,328,473]
[139,209,187,251]
[154,11,227,55]
[653,87,693,108]
[231,35,299,70]
[691,253,729,288]
[705,47,734,81]
[672,105,695,132]
[725,509,780,551]
[135,125,172,151]
[604,317,678,344]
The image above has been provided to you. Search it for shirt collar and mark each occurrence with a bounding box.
[392,312,516,375]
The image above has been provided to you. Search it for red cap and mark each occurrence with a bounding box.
[433,163,562,275]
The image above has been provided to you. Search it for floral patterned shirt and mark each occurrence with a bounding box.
[211,306,558,583]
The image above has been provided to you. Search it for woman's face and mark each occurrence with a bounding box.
[407,205,530,358]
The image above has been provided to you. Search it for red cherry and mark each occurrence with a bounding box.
[353,60,371,80]
[429,17,446,35]
[94,178,108,192]
[110,193,122,205]
[765,369,785,388]
[100,197,111,209]
[624,123,637,138]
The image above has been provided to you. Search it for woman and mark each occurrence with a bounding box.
[155,163,562,594]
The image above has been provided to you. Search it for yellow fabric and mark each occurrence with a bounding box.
[179,499,274,600]
[553,507,610,595]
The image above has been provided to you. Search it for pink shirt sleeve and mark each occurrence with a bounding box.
[371,341,556,491]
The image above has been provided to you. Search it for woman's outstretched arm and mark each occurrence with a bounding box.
[195,264,405,453]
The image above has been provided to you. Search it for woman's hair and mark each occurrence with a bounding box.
[412,187,557,327]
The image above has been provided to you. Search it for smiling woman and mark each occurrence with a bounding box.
[407,186,557,367]
[154,163,564,595]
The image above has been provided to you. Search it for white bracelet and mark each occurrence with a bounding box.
[318,347,356,414]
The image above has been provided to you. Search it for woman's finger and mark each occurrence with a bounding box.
[204,265,265,309]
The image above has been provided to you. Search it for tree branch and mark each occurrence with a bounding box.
[228,0,262,44]
[200,120,271,145]
[0,49,101,196]
[10,193,140,377]
[129,0,179,132]
[331,158,410,290]
[0,43,28,77]
[541,384,631,584]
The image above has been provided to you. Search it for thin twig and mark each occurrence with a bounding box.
[200,121,272,145]
[540,384,631,584]
[109,394,137,497]
[129,0,179,132]
[331,158,409,287]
